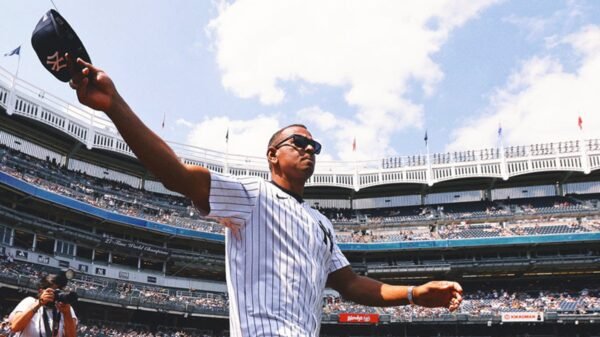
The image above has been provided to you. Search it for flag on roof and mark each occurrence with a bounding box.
[4,46,20,57]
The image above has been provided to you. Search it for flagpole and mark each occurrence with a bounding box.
[14,50,21,80]
[498,123,505,159]
[498,126,503,150]
[7,50,21,115]
[352,137,359,191]
[352,137,357,165]
[160,111,166,139]
[498,123,508,180]
[579,116,590,174]
[425,131,432,186]
[423,130,429,153]
[224,128,230,175]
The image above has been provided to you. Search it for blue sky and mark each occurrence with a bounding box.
[1,1,599,162]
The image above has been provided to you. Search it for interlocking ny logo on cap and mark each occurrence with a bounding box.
[46,51,66,72]
[31,9,91,82]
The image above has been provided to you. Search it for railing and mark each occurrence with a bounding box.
[0,273,228,316]
[2,65,600,191]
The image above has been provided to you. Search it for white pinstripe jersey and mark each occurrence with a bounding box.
[208,173,350,337]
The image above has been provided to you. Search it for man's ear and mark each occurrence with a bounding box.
[267,147,278,164]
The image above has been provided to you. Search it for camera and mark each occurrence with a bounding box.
[53,290,78,305]
[38,270,78,306]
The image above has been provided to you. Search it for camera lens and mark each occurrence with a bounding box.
[54,290,78,305]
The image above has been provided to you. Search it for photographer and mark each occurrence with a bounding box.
[1,318,11,337]
[9,273,77,337]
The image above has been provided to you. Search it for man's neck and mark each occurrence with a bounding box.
[271,175,305,199]
[270,180,304,203]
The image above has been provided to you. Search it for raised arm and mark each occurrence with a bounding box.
[9,300,41,332]
[327,266,463,311]
[68,56,210,213]
[10,290,54,332]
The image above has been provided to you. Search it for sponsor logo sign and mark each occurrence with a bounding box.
[501,312,544,322]
[339,313,379,324]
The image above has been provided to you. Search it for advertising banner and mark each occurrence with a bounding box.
[501,312,544,322]
[338,313,379,324]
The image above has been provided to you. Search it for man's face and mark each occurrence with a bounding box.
[38,283,59,293]
[270,126,318,180]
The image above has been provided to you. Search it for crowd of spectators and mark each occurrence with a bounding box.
[336,227,434,243]
[324,286,600,320]
[0,146,225,235]
[437,223,508,239]
[110,281,229,311]
[0,256,228,316]
[323,295,378,314]
[0,315,219,337]
[335,218,600,243]
[2,255,600,323]
[326,196,596,228]
[76,322,217,337]
[2,145,600,245]
[322,203,508,226]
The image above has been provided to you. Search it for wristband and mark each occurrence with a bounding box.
[407,286,415,305]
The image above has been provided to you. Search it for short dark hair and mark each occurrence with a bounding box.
[38,273,67,290]
[267,124,308,149]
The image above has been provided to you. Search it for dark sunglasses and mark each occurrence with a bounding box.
[275,134,322,155]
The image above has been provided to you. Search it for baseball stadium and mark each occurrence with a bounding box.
[2,2,600,337]
[0,59,599,336]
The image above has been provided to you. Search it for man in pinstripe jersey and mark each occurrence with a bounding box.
[69,57,464,336]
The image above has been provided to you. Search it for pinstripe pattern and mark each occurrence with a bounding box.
[208,173,349,337]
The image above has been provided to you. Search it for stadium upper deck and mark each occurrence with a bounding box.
[2,144,600,244]
[2,64,600,201]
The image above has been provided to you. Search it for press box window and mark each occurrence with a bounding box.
[0,226,11,245]
[56,240,75,256]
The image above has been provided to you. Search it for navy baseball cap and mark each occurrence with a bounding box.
[31,9,91,82]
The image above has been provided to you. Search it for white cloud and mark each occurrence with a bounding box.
[297,106,338,131]
[208,0,498,160]
[503,14,551,38]
[502,1,584,40]
[175,118,195,128]
[447,25,600,152]
[296,105,411,161]
[184,115,281,158]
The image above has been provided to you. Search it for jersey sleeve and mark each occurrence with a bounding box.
[208,173,260,225]
[9,296,36,318]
